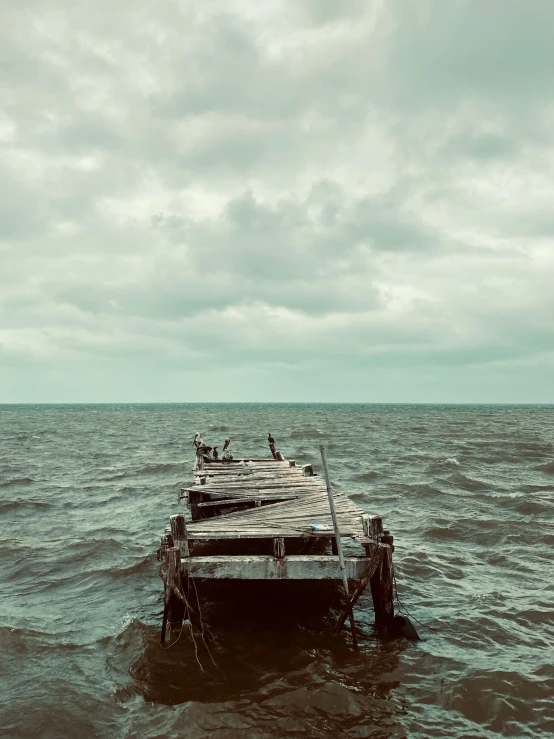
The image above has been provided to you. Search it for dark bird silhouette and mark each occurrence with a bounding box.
[268,433,275,445]
[212,447,218,460]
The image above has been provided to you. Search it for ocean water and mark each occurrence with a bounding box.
[1,403,553,739]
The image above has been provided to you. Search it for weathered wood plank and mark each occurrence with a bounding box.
[197,494,300,508]
[194,490,302,501]
[181,555,371,579]
[185,527,360,540]
[185,482,328,492]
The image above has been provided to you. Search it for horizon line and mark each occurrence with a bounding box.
[0,401,552,406]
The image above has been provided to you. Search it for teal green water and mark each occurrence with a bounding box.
[1,404,553,738]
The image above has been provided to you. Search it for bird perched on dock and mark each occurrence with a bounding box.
[212,447,218,460]
[223,437,231,452]
[268,433,275,446]
[193,431,200,448]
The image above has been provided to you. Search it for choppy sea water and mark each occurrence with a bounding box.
[1,403,553,739]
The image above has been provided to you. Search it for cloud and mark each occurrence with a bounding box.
[1,0,553,401]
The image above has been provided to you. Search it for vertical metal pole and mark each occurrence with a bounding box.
[319,445,358,648]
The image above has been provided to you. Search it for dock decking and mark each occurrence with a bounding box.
[158,438,402,645]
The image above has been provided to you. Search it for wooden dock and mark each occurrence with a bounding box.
[158,436,408,646]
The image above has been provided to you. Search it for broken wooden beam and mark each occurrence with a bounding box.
[335,545,384,632]
[320,444,358,648]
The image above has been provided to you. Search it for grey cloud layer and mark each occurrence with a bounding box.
[1,0,553,401]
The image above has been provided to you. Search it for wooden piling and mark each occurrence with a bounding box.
[348,514,395,634]
[273,537,285,559]
[196,451,204,472]
[189,490,202,521]
[165,547,185,641]
[170,513,190,557]
[370,539,395,633]
[158,531,173,562]
[362,514,382,547]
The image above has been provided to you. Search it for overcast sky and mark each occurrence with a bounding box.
[1,1,553,403]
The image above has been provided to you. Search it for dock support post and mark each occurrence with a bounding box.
[362,514,382,552]
[370,536,395,633]
[164,547,185,643]
[273,537,285,559]
[319,445,358,648]
[362,514,395,632]
[196,451,204,472]
[189,491,202,521]
[170,513,190,557]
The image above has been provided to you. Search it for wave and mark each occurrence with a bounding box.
[444,457,460,466]
[98,472,128,481]
[0,626,82,657]
[0,500,52,514]
[514,500,552,516]
[403,483,446,497]
[423,526,460,542]
[3,429,57,442]
[138,463,182,474]
[446,472,493,492]
[521,484,554,493]
[45,536,125,563]
[536,461,554,474]
[426,457,461,473]
[350,471,381,482]
[0,477,34,489]
[289,428,329,440]
[97,465,181,481]
[106,554,155,578]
